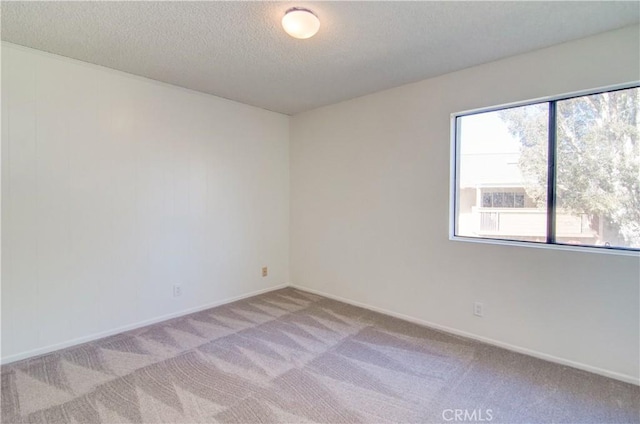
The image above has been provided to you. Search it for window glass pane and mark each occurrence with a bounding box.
[504,192,515,208]
[456,104,548,242]
[482,192,492,207]
[492,192,504,207]
[556,87,640,249]
[514,193,525,208]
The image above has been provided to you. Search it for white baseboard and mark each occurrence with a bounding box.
[290,284,640,386]
[5,282,638,386]
[1,284,288,365]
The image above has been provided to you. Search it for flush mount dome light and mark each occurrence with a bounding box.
[282,8,320,39]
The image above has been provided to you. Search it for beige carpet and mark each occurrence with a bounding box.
[1,287,638,423]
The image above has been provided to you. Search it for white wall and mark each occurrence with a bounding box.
[1,43,290,362]
[290,25,640,383]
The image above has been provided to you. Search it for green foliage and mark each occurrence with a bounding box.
[499,88,639,246]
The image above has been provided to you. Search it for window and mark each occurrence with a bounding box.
[482,192,525,208]
[453,85,640,251]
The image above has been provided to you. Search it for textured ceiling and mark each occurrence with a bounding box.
[2,1,639,115]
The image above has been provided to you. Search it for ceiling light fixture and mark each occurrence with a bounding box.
[282,8,320,39]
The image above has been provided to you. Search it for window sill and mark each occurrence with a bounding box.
[449,235,640,257]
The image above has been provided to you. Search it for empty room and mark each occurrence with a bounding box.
[1,1,639,423]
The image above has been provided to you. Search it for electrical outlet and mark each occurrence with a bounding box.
[262,266,268,277]
[173,284,182,297]
[474,302,483,317]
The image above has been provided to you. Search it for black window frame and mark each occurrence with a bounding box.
[452,83,640,253]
